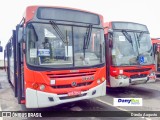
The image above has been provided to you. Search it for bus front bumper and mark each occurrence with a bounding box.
[110,75,156,87]
[26,80,106,108]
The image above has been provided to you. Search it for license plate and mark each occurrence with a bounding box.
[131,79,146,82]
[68,91,81,96]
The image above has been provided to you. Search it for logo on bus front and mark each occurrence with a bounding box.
[71,82,77,87]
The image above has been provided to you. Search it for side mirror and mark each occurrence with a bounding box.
[108,29,113,34]
[153,44,157,55]
[18,27,23,43]
[155,44,158,52]
[108,31,113,48]
[108,29,113,39]
[0,46,3,52]
[105,33,113,48]
[16,25,24,43]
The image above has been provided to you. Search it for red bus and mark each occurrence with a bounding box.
[104,21,156,87]
[152,38,160,74]
[5,6,106,108]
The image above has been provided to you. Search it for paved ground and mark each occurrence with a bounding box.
[0,70,160,120]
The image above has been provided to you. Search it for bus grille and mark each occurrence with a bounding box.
[47,70,96,79]
[130,74,147,79]
[51,81,93,89]
[124,68,151,73]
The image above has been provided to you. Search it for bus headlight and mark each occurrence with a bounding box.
[40,84,45,91]
[97,79,101,84]
[115,75,122,79]
[122,75,128,79]
[115,75,128,79]
[149,72,155,76]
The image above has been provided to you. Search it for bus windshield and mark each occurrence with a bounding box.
[112,31,154,66]
[26,22,105,68]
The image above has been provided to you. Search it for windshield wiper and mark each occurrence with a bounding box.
[50,21,69,56]
[138,31,144,40]
[122,30,133,47]
[122,30,142,64]
[83,24,92,58]
[50,21,66,44]
[147,46,152,53]
[137,31,152,55]
[137,31,145,48]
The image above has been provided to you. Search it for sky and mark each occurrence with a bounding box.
[0,0,160,59]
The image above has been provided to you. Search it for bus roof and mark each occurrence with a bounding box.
[24,5,103,23]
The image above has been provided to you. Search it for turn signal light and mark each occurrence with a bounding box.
[32,83,39,89]
[102,77,105,81]
[149,72,155,76]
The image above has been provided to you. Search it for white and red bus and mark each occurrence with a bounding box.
[104,21,156,87]
[5,6,106,108]
[152,38,160,74]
